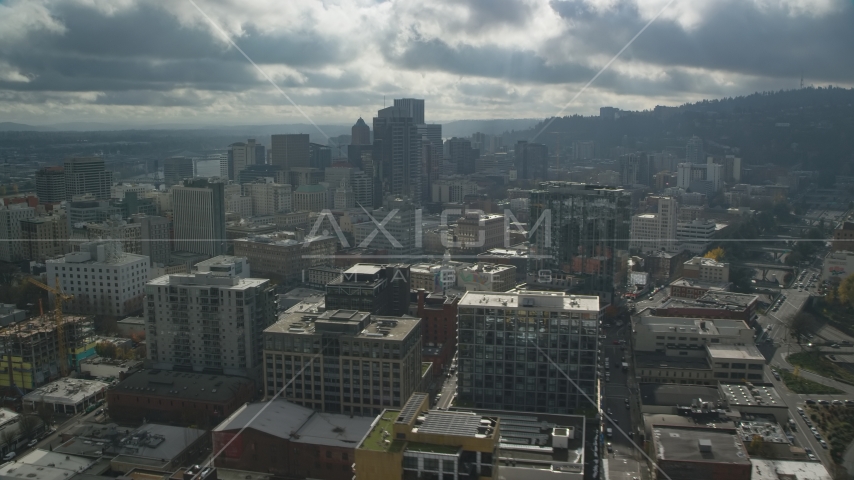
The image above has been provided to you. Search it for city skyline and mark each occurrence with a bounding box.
[0,0,852,126]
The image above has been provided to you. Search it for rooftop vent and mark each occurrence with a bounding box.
[698,439,712,452]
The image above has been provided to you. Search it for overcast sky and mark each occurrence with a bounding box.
[0,0,851,126]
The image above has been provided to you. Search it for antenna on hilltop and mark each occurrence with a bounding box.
[800,71,804,89]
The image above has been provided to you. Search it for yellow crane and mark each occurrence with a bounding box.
[26,277,73,377]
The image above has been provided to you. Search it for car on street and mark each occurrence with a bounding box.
[819,400,830,405]
[797,407,804,414]
[607,442,613,453]
[606,428,613,438]
[772,370,781,380]
[808,453,818,461]
[820,439,828,449]
[2,452,15,461]
[26,439,37,448]
[845,400,854,407]
[832,399,843,406]
[806,399,817,405]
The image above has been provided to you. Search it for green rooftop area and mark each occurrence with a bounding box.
[360,410,399,452]
[422,362,431,376]
[406,442,461,455]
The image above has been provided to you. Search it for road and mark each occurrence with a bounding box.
[436,369,457,409]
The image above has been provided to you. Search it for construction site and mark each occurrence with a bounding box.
[0,314,96,391]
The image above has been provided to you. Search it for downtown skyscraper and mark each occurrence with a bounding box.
[373,106,422,204]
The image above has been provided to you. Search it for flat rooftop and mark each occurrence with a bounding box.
[638,314,750,337]
[640,384,722,407]
[22,378,108,406]
[359,410,403,453]
[738,418,788,444]
[720,383,785,408]
[706,344,764,361]
[264,310,420,341]
[652,425,749,464]
[634,353,711,370]
[109,370,254,403]
[233,231,333,247]
[750,459,831,480]
[459,291,599,312]
[670,278,731,290]
[146,272,267,289]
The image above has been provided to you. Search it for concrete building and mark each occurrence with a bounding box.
[111,183,155,200]
[677,219,717,254]
[325,264,411,316]
[632,313,755,355]
[47,241,149,317]
[293,184,327,212]
[431,177,480,203]
[145,269,275,378]
[457,291,599,412]
[708,344,766,382]
[130,214,171,265]
[172,178,227,257]
[822,250,854,282]
[35,166,66,204]
[212,399,374,480]
[83,217,142,255]
[416,292,459,376]
[393,98,425,124]
[353,196,419,258]
[831,222,854,252]
[262,309,423,416]
[0,204,35,262]
[64,157,113,200]
[515,140,548,180]
[232,231,338,284]
[630,196,678,254]
[244,180,292,216]
[21,212,68,263]
[686,135,704,164]
[22,378,108,414]
[271,134,310,170]
[529,182,631,304]
[454,212,504,254]
[676,161,723,195]
[79,355,142,379]
[651,424,751,480]
[652,291,759,323]
[194,255,250,278]
[227,139,261,181]
[351,117,371,145]
[682,256,730,282]
[668,278,731,299]
[163,157,195,187]
[373,106,422,202]
[106,370,254,426]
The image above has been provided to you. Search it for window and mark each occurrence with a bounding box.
[403,457,418,469]
[423,458,439,471]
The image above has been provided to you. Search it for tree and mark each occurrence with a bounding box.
[838,274,854,309]
[790,313,817,344]
[18,415,39,440]
[36,404,54,428]
[704,247,726,261]
[95,341,118,359]
[1,428,15,451]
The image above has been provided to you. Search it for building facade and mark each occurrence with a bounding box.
[36,166,66,203]
[0,204,35,262]
[172,178,227,257]
[64,157,113,200]
[457,291,599,412]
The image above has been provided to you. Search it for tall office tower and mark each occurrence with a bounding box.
[448,137,479,175]
[172,178,226,257]
[676,162,723,194]
[416,123,443,163]
[686,135,704,163]
[262,309,422,414]
[618,153,640,185]
[373,107,422,202]
[64,157,113,200]
[228,139,260,181]
[145,265,276,378]
[457,291,600,411]
[47,240,149,317]
[271,134,310,169]
[529,182,631,305]
[421,138,439,203]
[393,98,425,124]
[130,214,172,265]
[308,142,332,169]
[629,196,679,254]
[324,165,374,207]
[244,180,292,215]
[0,204,35,262]
[163,156,195,187]
[351,117,371,145]
[472,132,503,155]
[347,144,372,169]
[515,141,548,180]
[35,166,66,203]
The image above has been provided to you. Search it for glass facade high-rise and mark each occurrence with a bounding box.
[456,291,600,413]
[529,182,631,305]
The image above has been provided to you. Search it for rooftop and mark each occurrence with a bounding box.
[634,352,710,370]
[750,459,831,480]
[264,310,420,341]
[706,344,764,361]
[108,370,254,403]
[146,272,267,289]
[459,291,599,312]
[720,383,785,408]
[23,378,108,406]
[233,231,333,248]
[737,418,788,444]
[638,314,751,337]
[652,425,749,464]
[669,278,731,290]
[640,384,722,408]
[359,410,402,452]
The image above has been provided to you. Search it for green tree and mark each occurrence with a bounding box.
[838,274,854,309]
[790,312,817,344]
[18,415,39,440]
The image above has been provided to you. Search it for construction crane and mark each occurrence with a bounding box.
[26,276,73,377]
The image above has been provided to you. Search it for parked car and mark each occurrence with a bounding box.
[2,452,15,462]
[26,439,37,448]
[805,399,817,405]
[808,453,818,461]
[832,399,843,406]
[772,370,781,380]
[819,399,830,405]
[820,439,828,449]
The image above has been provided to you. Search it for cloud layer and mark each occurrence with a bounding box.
[0,0,851,126]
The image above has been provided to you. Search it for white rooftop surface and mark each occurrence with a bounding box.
[0,450,94,480]
[22,378,108,406]
[46,252,147,266]
[721,384,785,407]
[459,291,599,312]
[707,344,764,361]
[750,459,831,480]
[640,316,748,336]
[147,273,267,289]
[120,424,206,460]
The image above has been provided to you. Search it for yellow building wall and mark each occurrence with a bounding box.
[354,446,403,480]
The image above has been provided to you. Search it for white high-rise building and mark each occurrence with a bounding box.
[676,161,723,194]
[144,268,275,378]
[677,219,717,254]
[686,135,704,163]
[47,240,149,317]
[630,197,679,254]
[0,204,35,262]
[172,179,226,257]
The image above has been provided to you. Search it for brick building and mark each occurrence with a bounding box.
[832,222,854,252]
[212,399,373,480]
[416,291,459,376]
[106,370,254,427]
